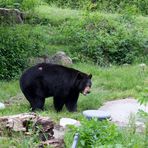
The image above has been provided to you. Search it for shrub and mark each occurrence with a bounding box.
[0,0,41,10]
[0,25,48,80]
[49,13,147,65]
[45,0,148,15]
[65,118,147,148]
[65,119,120,147]
[76,119,119,147]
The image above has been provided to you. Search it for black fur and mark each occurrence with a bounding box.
[20,63,92,112]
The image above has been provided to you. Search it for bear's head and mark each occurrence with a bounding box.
[76,73,92,95]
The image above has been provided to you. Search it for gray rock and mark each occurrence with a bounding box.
[59,118,80,127]
[139,63,146,67]
[49,51,72,65]
[29,51,72,66]
[139,63,146,71]
[53,125,65,139]
[0,102,5,109]
[99,98,148,132]
[0,8,24,24]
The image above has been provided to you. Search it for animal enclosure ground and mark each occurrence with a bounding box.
[0,63,148,147]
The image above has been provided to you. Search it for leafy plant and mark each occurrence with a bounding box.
[0,0,41,10]
[49,12,147,65]
[45,0,148,15]
[138,87,148,106]
[137,87,148,120]
[0,25,48,80]
[67,118,120,147]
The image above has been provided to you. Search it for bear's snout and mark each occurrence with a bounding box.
[82,86,91,96]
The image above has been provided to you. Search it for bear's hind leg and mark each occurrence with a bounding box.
[65,101,77,112]
[22,89,45,111]
[53,97,65,112]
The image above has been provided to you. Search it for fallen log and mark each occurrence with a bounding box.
[0,113,64,148]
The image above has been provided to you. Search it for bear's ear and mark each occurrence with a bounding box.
[88,74,92,79]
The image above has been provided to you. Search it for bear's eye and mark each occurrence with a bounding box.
[86,82,91,87]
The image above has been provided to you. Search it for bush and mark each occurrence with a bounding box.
[45,0,148,15]
[65,119,120,147]
[49,13,148,65]
[65,118,147,148]
[76,119,119,147]
[0,25,48,80]
[0,0,41,10]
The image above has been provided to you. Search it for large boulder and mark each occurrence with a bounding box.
[49,51,73,65]
[0,102,5,109]
[99,98,148,132]
[29,51,73,66]
[0,8,24,24]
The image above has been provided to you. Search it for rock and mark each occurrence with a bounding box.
[29,55,50,66]
[0,8,24,24]
[0,102,5,109]
[53,125,66,139]
[83,110,111,120]
[60,118,80,127]
[29,52,72,66]
[139,63,146,67]
[49,51,73,65]
[123,63,129,66]
[139,63,146,71]
[99,98,148,132]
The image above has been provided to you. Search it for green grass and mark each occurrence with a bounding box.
[34,5,148,29]
[1,2,148,148]
[0,63,148,118]
[0,63,148,148]
[34,4,81,25]
[0,81,20,101]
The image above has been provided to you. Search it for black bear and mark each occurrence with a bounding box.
[20,63,92,112]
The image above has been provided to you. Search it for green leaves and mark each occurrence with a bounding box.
[70,119,120,147]
[138,87,148,106]
[53,13,148,65]
[0,25,47,80]
[45,0,148,15]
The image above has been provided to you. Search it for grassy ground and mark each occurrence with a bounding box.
[0,63,148,147]
[1,3,148,147]
[0,63,148,119]
[34,4,148,30]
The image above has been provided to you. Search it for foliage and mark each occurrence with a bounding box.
[0,25,48,80]
[0,64,148,147]
[0,0,41,10]
[136,86,148,120]
[1,64,148,115]
[47,12,148,65]
[45,0,87,9]
[31,5,80,26]
[75,119,119,147]
[45,0,148,15]
[65,117,147,148]
[138,87,148,106]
